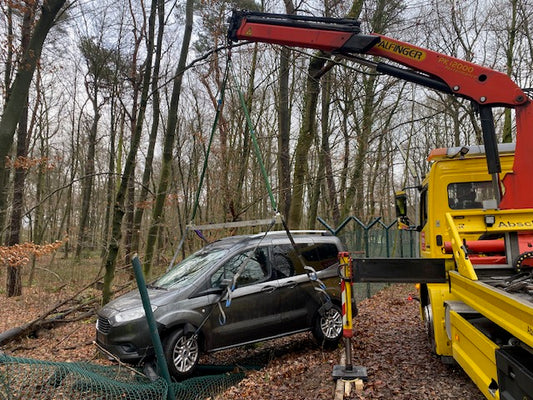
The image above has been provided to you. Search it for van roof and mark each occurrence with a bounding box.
[206,230,335,248]
[249,230,332,239]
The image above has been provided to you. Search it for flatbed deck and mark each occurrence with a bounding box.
[450,271,533,349]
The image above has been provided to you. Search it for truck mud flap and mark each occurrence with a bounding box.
[496,346,533,400]
[353,258,447,283]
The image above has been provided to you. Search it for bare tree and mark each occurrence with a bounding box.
[102,0,159,304]
[1,0,67,297]
[143,0,193,277]
[131,0,165,255]
[75,37,122,260]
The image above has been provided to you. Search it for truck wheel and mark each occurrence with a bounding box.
[424,303,437,354]
[163,328,199,379]
[312,304,343,349]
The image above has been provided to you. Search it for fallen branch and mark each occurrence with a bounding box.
[0,266,136,346]
[93,341,147,378]
[0,277,102,346]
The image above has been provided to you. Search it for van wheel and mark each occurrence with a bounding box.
[163,328,199,379]
[312,304,343,349]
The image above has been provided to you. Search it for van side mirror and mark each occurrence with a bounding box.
[193,278,234,298]
[219,278,233,290]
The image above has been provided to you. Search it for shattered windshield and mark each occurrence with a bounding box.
[152,248,229,289]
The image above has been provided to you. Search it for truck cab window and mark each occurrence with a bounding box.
[448,182,493,210]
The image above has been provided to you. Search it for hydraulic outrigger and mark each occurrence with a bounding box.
[228,10,533,399]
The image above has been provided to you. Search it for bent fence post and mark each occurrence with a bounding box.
[132,255,176,400]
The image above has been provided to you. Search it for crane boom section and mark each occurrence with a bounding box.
[366,36,526,107]
[228,10,528,107]
[228,9,533,209]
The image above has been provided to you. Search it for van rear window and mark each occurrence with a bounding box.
[273,243,339,276]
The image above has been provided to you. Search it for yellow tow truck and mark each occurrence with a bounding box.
[227,10,533,399]
[409,143,533,399]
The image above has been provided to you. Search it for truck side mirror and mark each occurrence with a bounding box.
[395,191,411,230]
[395,191,407,217]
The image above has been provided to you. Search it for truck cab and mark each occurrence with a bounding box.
[419,143,515,260]
[415,145,515,358]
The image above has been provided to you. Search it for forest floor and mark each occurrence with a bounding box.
[1,283,485,399]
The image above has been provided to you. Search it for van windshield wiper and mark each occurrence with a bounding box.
[146,284,167,290]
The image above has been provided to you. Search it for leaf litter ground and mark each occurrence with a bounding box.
[1,284,484,399]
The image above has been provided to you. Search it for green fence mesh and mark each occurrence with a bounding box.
[318,216,419,302]
[0,354,245,400]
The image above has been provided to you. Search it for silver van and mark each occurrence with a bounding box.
[96,231,346,378]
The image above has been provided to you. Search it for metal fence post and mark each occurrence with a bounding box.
[132,255,176,400]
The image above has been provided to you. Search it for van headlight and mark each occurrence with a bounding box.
[113,305,157,324]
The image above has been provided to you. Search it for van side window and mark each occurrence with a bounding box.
[272,242,339,277]
[271,245,295,278]
[301,243,338,270]
[312,243,339,268]
[210,247,270,287]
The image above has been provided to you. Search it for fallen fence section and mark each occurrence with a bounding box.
[0,354,244,400]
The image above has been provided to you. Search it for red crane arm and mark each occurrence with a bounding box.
[228,10,528,107]
[228,10,533,209]
[366,36,527,107]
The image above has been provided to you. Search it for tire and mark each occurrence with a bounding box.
[312,303,343,349]
[424,302,437,354]
[163,328,200,379]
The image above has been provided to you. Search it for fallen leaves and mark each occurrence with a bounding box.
[1,284,485,399]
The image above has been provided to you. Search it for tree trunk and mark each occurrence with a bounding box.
[308,73,332,228]
[342,73,377,218]
[278,47,292,219]
[0,0,66,248]
[102,0,159,304]
[503,0,517,143]
[0,6,14,236]
[287,55,327,229]
[75,95,100,260]
[143,0,193,277]
[235,44,258,218]
[6,4,37,297]
[132,0,165,255]
[29,127,47,286]
[124,171,135,271]
[100,90,119,262]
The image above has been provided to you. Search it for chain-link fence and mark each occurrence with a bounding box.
[0,354,245,400]
[318,216,418,302]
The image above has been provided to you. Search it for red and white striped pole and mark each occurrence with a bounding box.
[339,252,354,369]
[333,253,367,381]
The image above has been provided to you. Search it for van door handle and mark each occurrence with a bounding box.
[261,285,276,293]
[283,281,297,288]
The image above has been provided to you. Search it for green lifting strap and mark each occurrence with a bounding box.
[190,54,231,223]
[227,61,333,306]
[168,53,231,270]
[229,61,278,212]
